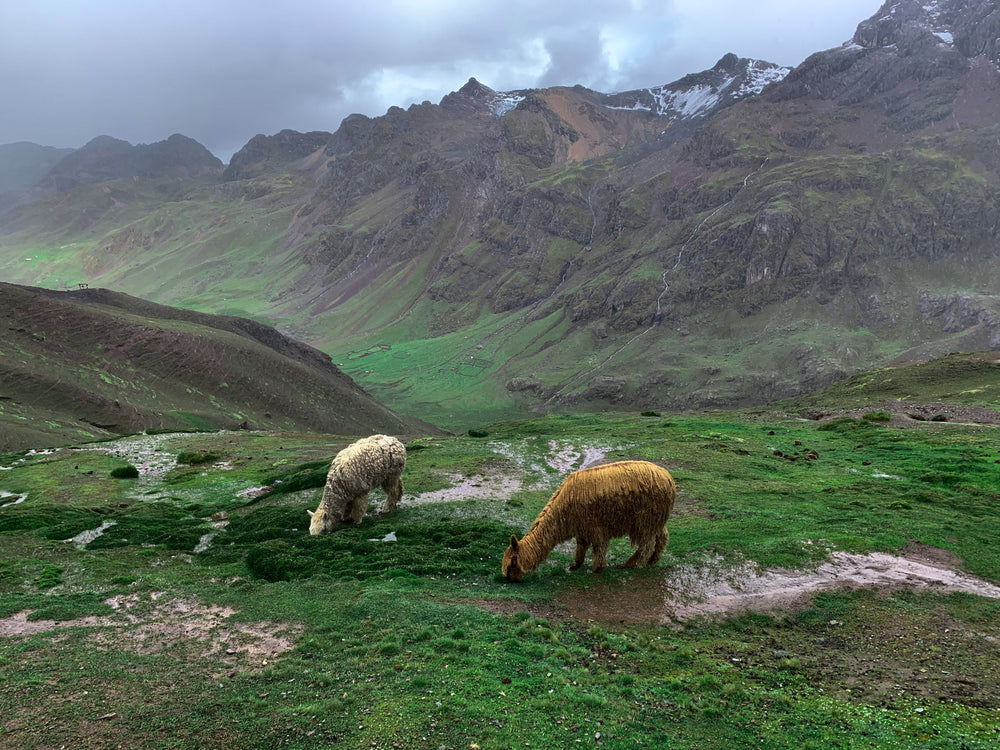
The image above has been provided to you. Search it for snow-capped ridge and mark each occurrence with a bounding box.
[603,54,789,120]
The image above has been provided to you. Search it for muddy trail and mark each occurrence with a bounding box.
[555,544,1000,625]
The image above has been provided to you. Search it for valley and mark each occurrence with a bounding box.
[3,2,1000,429]
[3,1,1000,746]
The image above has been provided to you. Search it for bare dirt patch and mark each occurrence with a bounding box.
[0,592,302,671]
[402,440,620,508]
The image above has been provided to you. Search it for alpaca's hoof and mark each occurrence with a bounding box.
[569,563,583,571]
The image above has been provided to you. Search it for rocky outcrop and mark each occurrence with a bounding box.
[224,129,333,180]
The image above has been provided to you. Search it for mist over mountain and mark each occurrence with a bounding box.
[39,134,224,191]
[1,0,998,430]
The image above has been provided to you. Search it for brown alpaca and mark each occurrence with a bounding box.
[502,460,675,581]
[307,435,406,535]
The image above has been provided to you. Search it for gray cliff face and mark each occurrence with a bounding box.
[854,0,1000,68]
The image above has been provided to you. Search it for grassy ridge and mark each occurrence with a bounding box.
[1,410,999,748]
[0,282,429,451]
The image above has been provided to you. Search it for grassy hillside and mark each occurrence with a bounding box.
[0,283,433,451]
[779,352,1000,415]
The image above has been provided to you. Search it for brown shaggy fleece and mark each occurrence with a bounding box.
[307,434,406,535]
[502,460,675,581]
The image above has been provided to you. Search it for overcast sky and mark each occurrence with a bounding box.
[1,0,884,163]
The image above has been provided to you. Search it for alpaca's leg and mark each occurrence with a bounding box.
[646,527,669,565]
[591,539,609,573]
[620,541,650,568]
[347,494,368,524]
[327,493,349,526]
[570,538,589,570]
[380,474,403,513]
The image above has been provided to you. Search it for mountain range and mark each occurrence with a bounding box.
[1,0,999,431]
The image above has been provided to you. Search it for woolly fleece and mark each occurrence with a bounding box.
[308,434,406,535]
[502,460,675,580]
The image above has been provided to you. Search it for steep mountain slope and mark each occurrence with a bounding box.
[0,0,997,430]
[0,283,434,451]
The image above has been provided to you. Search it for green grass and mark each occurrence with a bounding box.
[1,413,1000,748]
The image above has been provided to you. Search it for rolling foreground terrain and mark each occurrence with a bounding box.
[2,356,1000,748]
[2,0,1000,429]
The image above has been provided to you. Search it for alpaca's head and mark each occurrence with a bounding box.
[306,506,334,535]
[502,535,526,582]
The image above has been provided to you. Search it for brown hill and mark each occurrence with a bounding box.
[0,283,436,451]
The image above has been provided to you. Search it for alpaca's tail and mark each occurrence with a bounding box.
[648,526,668,566]
[622,526,668,568]
[380,474,404,513]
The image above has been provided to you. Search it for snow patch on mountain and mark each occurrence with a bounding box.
[605,60,789,119]
[737,60,792,96]
[491,92,525,117]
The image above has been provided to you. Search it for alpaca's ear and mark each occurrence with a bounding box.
[306,509,315,517]
[509,535,519,552]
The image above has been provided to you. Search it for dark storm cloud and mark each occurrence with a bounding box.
[0,1,883,163]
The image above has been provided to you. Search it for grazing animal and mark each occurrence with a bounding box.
[502,460,675,581]
[307,434,406,535]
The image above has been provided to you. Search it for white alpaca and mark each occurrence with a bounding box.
[307,435,406,535]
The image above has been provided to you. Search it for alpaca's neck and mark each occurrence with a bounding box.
[518,501,573,572]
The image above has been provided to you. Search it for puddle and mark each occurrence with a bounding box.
[67,520,117,550]
[554,547,1000,624]
[0,490,27,508]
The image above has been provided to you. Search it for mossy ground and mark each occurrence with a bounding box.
[2,411,1000,748]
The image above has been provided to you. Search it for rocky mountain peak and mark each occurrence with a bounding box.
[224,128,333,181]
[457,77,496,100]
[712,52,741,73]
[852,0,1000,66]
[602,54,790,120]
[41,133,222,191]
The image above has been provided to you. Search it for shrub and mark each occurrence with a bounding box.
[863,410,892,422]
[640,411,661,417]
[34,563,64,589]
[110,465,139,479]
[245,539,318,581]
[176,451,220,465]
[467,429,489,438]
[260,459,329,497]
